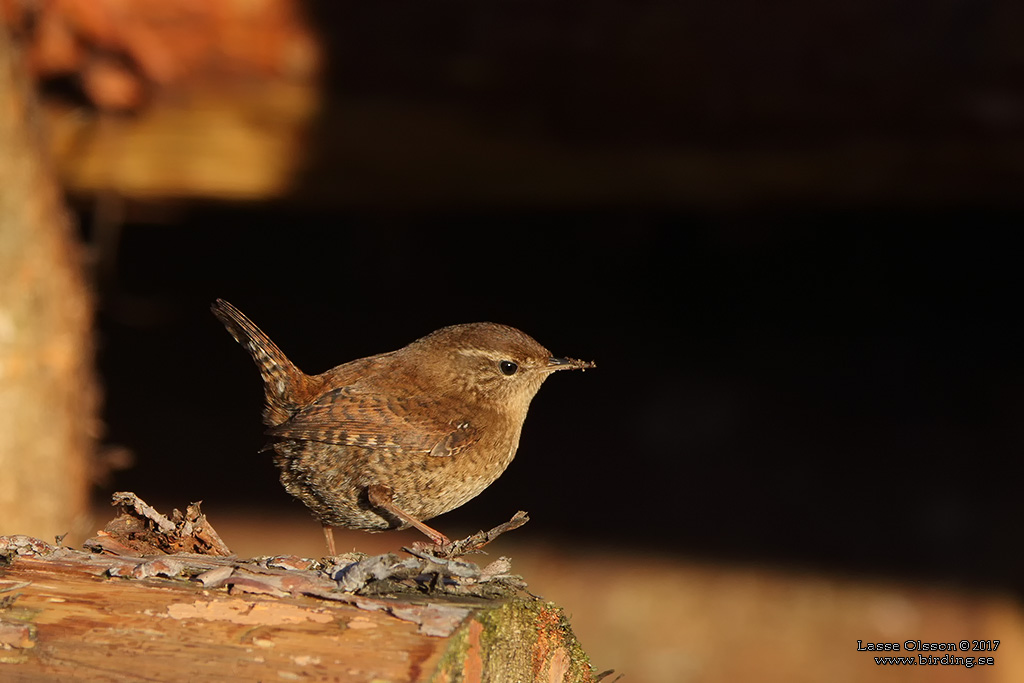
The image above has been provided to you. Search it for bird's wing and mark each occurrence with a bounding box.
[266,387,480,458]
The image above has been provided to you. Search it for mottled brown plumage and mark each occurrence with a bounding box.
[211,299,593,553]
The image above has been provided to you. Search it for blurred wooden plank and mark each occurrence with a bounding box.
[513,548,1024,683]
[46,82,319,201]
[43,92,1024,209]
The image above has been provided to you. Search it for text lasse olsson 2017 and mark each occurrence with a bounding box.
[857,640,999,668]
[857,640,999,651]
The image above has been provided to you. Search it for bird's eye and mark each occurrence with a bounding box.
[499,360,519,376]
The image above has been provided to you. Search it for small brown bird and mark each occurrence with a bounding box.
[211,299,594,554]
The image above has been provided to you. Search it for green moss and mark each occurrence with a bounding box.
[481,600,594,682]
[432,617,473,682]
[428,597,596,682]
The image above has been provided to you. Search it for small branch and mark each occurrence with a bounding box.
[408,510,530,559]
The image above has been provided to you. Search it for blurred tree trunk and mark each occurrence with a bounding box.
[0,25,97,538]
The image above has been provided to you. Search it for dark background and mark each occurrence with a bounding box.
[86,0,1023,593]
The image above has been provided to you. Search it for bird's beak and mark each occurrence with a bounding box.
[546,357,596,372]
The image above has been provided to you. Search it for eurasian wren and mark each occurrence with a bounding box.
[211,299,594,554]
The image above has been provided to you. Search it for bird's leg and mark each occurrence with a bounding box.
[367,484,451,546]
[322,524,337,556]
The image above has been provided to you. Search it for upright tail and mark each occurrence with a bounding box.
[211,299,309,426]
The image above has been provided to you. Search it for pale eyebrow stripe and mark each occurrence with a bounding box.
[457,348,500,359]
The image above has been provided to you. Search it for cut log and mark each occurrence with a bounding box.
[0,532,599,682]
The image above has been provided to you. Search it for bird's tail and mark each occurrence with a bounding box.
[211,299,308,426]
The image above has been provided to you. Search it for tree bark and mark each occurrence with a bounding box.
[0,537,598,682]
